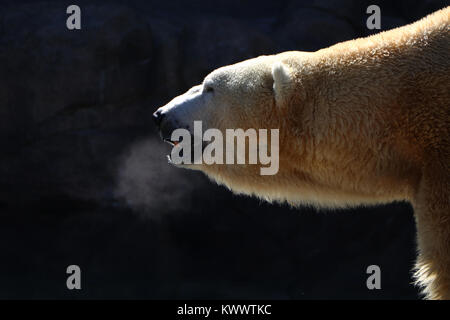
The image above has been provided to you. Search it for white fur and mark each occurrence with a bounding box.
[271,62,291,104]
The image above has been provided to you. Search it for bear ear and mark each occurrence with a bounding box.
[272,62,292,106]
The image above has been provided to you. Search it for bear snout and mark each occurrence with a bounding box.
[152,109,166,128]
[153,108,186,143]
[152,108,170,138]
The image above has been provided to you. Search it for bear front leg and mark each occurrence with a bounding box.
[413,161,450,300]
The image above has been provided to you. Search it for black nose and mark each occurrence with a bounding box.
[152,110,165,127]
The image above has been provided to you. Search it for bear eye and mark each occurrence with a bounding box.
[204,86,214,93]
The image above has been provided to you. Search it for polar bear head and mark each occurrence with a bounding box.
[153,54,306,200]
[153,55,295,139]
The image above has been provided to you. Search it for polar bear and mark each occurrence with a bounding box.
[153,7,450,299]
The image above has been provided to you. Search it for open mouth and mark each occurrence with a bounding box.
[163,137,206,166]
[163,138,179,146]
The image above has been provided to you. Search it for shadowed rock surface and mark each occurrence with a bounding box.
[0,0,447,299]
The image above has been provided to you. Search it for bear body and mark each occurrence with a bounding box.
[154,7,450,299]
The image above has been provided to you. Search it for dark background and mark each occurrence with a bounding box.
[0,0,448,299]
